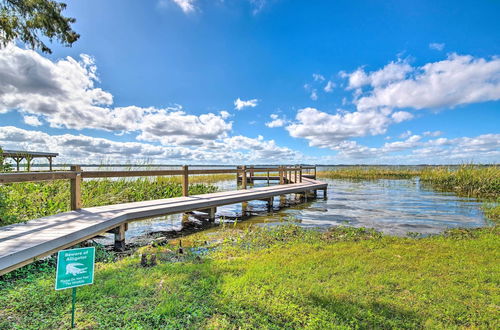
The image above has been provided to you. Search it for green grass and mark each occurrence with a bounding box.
[317,167,422,180]
[0,177,218,226]
[0,225,498,329]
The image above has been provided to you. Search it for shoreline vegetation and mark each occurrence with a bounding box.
[0,165,499,328]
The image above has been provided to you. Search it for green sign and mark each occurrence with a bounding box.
[55,247,95,290]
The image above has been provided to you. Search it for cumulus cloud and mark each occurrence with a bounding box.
[423,130,443,137]
[0,45,232,146]
[288,54,500,151]
[310,89,318,101]
[285,107,411,148]
[234,97,259,110]
[324,80,335,93]
[0,126,303,164]
[265,114,287,128]
[168,0,197,13]
[398,130,412,139]
[23,115,42,126]
[312,73,325,82]
[341,60,413,90]
[352,54,500,111]
[429,43,445,51]
[329,133,500,163]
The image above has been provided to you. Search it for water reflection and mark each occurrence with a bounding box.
[96,178,488,244]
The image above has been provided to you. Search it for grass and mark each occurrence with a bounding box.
[0,224,498,329]
[317,167,421,180]
[0,177,218,226]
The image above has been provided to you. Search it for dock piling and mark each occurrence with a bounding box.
[113,223,127,251]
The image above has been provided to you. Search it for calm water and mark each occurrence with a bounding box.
[95,177,488,244]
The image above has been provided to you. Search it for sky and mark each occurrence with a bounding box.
[0,0,499,165]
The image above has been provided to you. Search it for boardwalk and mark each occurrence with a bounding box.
[0,176,327,275]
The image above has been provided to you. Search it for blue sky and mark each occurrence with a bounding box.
[0,0,499,164]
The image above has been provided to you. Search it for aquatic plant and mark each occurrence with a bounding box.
[0,178,218,226]
[317,167,420,180]
[419,164,499,198]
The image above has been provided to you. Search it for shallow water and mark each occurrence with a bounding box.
[96,177,488,244]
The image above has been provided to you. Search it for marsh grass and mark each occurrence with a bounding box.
[0,177,218,226]
[317,167,421,180]
[419,165,499,198]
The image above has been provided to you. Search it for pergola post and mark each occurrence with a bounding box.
[25,156,32,172]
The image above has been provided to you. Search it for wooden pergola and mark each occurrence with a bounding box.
[0,150,58,171]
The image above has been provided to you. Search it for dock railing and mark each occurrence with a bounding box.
[0,165,317,211]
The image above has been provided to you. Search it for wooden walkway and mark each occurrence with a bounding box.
[0,177,327,275]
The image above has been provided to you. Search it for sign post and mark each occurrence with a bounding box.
[55,247,95,328]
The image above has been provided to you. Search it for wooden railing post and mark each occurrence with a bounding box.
[242,165,247,189]
[182,165,189,196]
[294,165,298,183]
[236,165,241,185]
[299,165,303,183]
[70,165,82,210]
[279,166,284,184]
[313,165,317,180]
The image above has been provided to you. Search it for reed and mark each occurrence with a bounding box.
[419,165,499,198]
[317,167,420,180]
[0,177,218,226]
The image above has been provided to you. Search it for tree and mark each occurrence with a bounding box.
[0,0,79,53]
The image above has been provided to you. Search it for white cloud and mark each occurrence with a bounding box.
[327,133,500,163]
[23,115,42,126]
[0,45,232,146]
[310,89,318,101]
[291,53,499,153]
[324,80,335,93]
[342,60,413,90]
[0,126,303,164]
[429,43,445,51]
[249,0,269,15]
[234,97,259,110]
[285,107,411,148]
[353,54,500,111]
[265,114,287,128]
[398,130,412,139]
[391,111,414,123]
[169,0,197,13]
[312,73,325,82]
[136,110,232,146]
[423,130,443,137]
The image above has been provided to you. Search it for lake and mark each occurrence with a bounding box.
[95,177,488,245]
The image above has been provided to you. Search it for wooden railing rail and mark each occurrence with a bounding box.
[0,165,316,210]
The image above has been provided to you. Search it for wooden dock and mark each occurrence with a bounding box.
[0,165,326,275]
